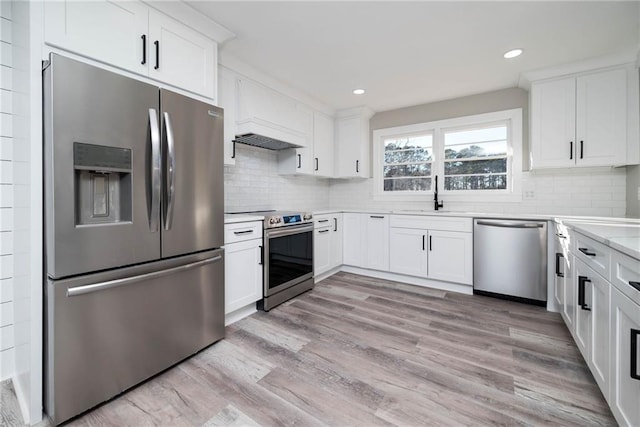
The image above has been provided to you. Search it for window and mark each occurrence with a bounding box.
[383,133,433,192]
[373,109,522,202]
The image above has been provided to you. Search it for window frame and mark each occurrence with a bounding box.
[381,130,434,194]
[372,108,523,202]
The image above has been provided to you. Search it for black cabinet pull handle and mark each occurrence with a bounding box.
[141,35,146,65]
[232,140,236,159]
[333,217,337,232]
[370,215,384,219]
[555,253,564,277]
[632,328,640,381]
[422,235,425,251]
[233,230,253,235]
[429,235,432,251]
[578,247,596,257]
[570,141,573,160]
[297,154,301,168]
[630,281,640,292]
[315,157,319,171]
[578,276,591,311]
[258,245,263,265]
[318,229,329,234]
[580,140,584,159]
[318,219,329,223]
[356,160,359,173]
[154,40,160,70]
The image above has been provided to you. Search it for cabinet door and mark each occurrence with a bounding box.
[590,272,610,396]
[335,116,362,178]
[427,230,472,285]
[574,259,592,359]
[530,77,576,169]
[389,227,427,277]
[44,0,149,75]
[329,215,343,269]
[314,112,335,177]
[225,239,262,314]
[218,67,236,165]
[562,253,577,333]
[149,10,217,99]
[610,286,640,427]
[366,215,389,271]
[343,213,365,267]
[314,227,332,275]
[576,68,627,166]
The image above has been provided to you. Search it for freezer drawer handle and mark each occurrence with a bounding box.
[67,255,223,297]
[577,275,591,311]
[148,109,161,233]
[631,328,640,381]
[555,253,564,277]
[476,220,544,229]
[578,247,596,257]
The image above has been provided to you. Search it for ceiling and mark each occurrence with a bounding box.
[188,1,639,112]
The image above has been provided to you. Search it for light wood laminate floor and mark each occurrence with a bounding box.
[4,272,615,426]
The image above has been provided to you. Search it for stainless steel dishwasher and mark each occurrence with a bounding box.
[473,218,547,305]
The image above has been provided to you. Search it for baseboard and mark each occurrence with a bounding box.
[12,373,30,425]
[225,304,257,326]
[326,265,474,295]
[314,266,342,283]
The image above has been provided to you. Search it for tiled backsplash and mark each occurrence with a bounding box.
[226,146,627,217]
[329,167,627,217]
[224,144,330,212]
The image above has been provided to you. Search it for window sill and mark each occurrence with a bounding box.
[373,191,523,203]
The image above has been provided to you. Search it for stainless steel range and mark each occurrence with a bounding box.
[242,211,314,311]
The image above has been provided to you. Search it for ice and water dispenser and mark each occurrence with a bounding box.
[74,142,132,225]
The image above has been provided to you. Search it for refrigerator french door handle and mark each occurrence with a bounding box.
[163,112,176,230]
[149,109,161,233]
[67,255,222,297]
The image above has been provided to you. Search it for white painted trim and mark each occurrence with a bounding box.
[372,108,523,203]
[224,304,257,326]
[12,375,29,424]
[518,48,638,88]
[143,1,235,44]
[314,266,342,283]
[338,265,473,295]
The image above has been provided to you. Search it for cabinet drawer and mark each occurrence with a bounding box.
[390,215,472,232]
[574,232,610,281]
[224,221,263,244]
[611,250,640,305]
[314,214,333,229]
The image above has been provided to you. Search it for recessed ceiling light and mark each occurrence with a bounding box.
[353,89,365,95]
[503,49,523,59]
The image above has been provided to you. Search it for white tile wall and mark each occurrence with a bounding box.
[224,144,330,213]
[0,6,13,381]
[329,167,628,217]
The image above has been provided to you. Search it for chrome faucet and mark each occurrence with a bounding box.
[434,175,444,211]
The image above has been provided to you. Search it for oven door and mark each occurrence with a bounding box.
[264,223,314,297]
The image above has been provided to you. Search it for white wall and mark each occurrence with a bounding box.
[0,0,16,382]
[225,144,330,212]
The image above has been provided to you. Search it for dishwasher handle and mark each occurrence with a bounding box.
[476,220,545,229]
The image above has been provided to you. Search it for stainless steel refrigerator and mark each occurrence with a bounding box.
[43,54,225,425]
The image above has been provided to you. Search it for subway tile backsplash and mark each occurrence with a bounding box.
[225,146,627,217]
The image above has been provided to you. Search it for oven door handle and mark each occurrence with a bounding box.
[265,223,314,238]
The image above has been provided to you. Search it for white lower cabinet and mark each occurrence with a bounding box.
[224,221,263,314]
[313,213,343,276]
[388,216,472,286]
[561,252,576,332]
[610,286,640,426]
[342,213,388,271]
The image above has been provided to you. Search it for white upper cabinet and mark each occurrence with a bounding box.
[45,1,149,75]
[236,77,311,148]
[44,0,218,100]
[313,112,335,177]
[530,66,636,169]
[218,67,237,166]
[335,107,374,178]
[148,10,216,99]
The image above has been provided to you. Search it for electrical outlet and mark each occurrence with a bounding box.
[524,190,535,199]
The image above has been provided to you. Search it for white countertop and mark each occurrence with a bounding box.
[224,213,265,224]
